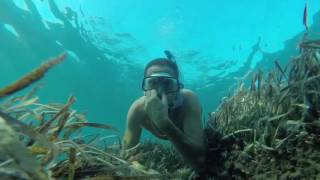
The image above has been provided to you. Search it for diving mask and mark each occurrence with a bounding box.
[142,72,183,94]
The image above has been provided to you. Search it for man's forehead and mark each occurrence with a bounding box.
[146,65,175,76]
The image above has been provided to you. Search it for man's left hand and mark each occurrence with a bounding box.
[144,89,170,131]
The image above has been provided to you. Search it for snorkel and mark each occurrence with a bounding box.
[164,50,176,63]
[162,50,184,108]
[164,50,184,108]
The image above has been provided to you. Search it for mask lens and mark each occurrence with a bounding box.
[143,77,157,91]
[142,77,179,92]
[161,78,178,92]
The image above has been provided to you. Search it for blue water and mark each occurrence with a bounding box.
[1,0,319,139]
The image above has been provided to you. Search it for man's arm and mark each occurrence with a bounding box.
[122,99,143,151]
[163,91,206,170]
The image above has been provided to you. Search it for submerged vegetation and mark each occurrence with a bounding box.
[0,54,190,180]
[1,1,320,180]
[1,39,320,179]
[204,38,320,179]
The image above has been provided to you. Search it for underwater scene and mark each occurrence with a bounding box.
[1,0,320,179]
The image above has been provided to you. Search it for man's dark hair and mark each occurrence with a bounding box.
[144,58,180,79]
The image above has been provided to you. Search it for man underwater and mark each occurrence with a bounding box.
[122,51,206,171]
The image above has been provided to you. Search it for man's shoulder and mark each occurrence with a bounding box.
[181,89,201,110]
[181,89,199,102]
[130,96,146,113]
[181,88,196,96]
[127,96,147,124]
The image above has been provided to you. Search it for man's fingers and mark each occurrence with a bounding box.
[150,89,158,98]
[144,91,150,111]
[144,90,156,111]
[145,90,151,97]
[145,90,158,98]
[161,92,168,105]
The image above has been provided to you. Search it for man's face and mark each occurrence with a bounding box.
[143,65,180,106]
